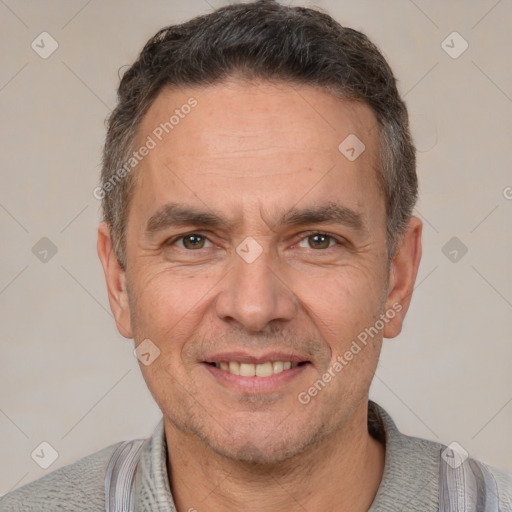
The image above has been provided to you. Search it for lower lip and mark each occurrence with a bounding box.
[202,363,310,393]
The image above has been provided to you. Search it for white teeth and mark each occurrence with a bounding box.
[272,361,284,374]
[228,361,240,375]
[256,362,273,377]
[240,363,256,377]
[213,361,302,377]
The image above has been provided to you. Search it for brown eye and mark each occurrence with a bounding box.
[180,234,207,249]
[309,234,330,249]
[297,233,337,250]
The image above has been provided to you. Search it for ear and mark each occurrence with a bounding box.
[97,222,133,338]
[383,216,422,339]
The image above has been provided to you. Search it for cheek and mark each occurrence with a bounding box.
[130,271,214,392]
[293,265,384,339]
[133,269,218,325]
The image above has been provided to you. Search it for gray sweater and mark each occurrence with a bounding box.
[1,401,511,511]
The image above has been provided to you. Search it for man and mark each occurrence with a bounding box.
[1,1,511,511]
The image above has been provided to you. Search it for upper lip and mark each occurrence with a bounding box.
[203,352,311,365]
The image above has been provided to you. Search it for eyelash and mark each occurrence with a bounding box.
[168,231,344,251]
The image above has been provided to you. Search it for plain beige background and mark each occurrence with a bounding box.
[1,0,511,495]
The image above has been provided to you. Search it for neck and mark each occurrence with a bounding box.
[165,401,385,512]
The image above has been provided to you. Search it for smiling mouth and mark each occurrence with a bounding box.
[206,361,310,377]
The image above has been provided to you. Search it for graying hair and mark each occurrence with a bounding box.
[101,0,417,268]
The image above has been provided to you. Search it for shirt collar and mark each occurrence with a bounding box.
[135,417,176,511]
[367,400,440,511]
[135,401,441,511]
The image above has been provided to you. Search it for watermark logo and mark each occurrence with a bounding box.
[93,97,198,200]
[298,303,402,405]
[31,441,59,469]
[236,236,264,264]
[338,134,366,161]
[32,237,58,263]
[442,236,468,263]
[134,338,161,366]
[31,32,58,59]
[441,31,468,60]
[441,441,469,469]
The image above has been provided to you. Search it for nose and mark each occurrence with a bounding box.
[214,246,298,333]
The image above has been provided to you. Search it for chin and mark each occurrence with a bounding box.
[196,420,328,466]
[208,438,304,466]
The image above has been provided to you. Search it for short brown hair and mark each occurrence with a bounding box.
[101,0,417,268]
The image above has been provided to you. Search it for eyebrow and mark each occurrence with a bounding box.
[145,203,233,233]
[145,201,365,235]
[281,202,365,232]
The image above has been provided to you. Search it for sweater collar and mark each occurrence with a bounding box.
[367,400,440,511]
[135,400,441,511]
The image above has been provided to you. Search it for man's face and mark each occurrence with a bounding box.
[113,81,398,463]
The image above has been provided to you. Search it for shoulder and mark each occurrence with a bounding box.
[368,401,512,511]
[400,431,512,511]
[485,463,512,512]
[0,441,123,512]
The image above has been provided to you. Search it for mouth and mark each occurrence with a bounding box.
[201,353,312,394]
[205,360,309,377]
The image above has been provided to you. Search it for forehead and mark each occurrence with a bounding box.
[130,80,383,227]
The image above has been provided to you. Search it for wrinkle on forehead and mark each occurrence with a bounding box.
[128,80,384,240]
[136,80,379,158]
